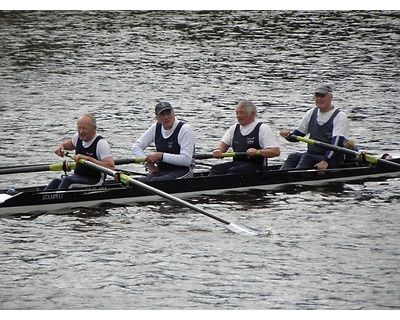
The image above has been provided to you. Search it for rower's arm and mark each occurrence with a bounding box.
[323,135,346,163]
[55,139,75,157]
[283,129,305,142]
[258,147,280,158]
[97,156,115,170]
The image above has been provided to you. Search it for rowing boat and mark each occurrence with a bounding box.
[1,158,400,218]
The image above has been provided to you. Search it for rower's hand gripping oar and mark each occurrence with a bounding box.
[289,135,400,170]
[62,152,266,236]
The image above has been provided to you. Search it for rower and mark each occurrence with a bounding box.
[44,114,114,190]
[279,84,349,172]
[131,102,196,182]
[208,100,280,176]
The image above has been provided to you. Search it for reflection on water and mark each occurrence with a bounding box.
[0,11,399,309]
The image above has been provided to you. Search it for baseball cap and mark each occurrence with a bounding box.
[155,102,173,115]
[315,84,333,94]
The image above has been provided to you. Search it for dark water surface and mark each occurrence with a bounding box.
[0,11,399,310]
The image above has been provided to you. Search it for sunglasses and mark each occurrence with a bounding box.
[314,93,327,98]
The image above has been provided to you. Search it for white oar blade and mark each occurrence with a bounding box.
[0,194,13,204]
[226,222,267,236]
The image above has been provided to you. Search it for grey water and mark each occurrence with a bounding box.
[0,11,399,310]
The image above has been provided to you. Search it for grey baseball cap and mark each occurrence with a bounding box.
[155,102,173,115]
[315,84,333,94]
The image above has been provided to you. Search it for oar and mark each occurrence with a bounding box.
[291,135,400,170]
[62,152,266,236]
[0,153,251,175]
[0,161,77,175]
[0,158,146,175]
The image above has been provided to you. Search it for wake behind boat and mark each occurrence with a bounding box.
[1,158,400,218]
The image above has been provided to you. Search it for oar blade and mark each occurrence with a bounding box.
[226,222,268,236]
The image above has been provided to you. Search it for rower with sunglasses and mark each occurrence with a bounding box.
[279,84,349,171]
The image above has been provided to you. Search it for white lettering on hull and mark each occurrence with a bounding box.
[42,193,64,201]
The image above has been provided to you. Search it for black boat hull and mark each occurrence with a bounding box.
[1,161,400,217]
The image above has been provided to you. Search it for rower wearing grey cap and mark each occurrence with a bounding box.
[131,102,196,182]
[279,84,349,171]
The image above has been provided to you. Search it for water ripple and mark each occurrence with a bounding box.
[0,10,399,310]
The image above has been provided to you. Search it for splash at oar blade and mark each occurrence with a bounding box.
[226,222,268,236]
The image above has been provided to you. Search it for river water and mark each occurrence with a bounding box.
[0,10,399,310]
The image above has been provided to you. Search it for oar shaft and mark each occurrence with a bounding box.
[0,162,76,174]
[125,177,230,225]
[64,154,264,236]
[0,158,144,175]
[292,135,400,170]
[195,152,245,160]
[115,158,145,165]
[0,165,50,175]
[73,157,230,225]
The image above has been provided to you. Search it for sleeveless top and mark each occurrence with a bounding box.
[74,135,104,177]
[155,122,190,171]
[232,122,265,166]
[308,107,341,155]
